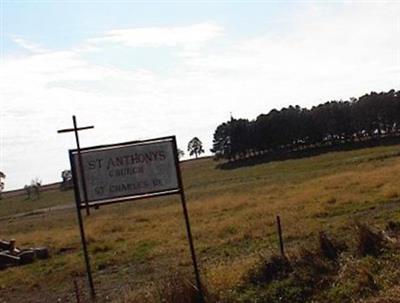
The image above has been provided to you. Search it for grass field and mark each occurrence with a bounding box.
[2,145,400,302]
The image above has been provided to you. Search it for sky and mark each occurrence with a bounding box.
[1,1,400,190]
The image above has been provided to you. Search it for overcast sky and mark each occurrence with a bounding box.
[1,1,400,190]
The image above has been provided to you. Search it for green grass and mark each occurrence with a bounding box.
[2,144,400,302]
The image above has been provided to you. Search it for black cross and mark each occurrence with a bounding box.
[57,115,96,300]
[58,115,93,216]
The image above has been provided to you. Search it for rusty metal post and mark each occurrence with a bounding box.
[70,151,96,301]
[277,215,285,257]
[172,136,204,303]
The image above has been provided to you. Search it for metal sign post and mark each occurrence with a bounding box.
[57,116,96,300]
[172,137,204,303]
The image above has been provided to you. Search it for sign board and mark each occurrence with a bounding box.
[60,117,203,301]
[69,136,180,206]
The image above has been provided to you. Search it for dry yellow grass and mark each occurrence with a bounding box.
[2,145,400,302]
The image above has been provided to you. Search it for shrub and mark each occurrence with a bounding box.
[319,232,338,260]
[322,257,379,302]
[319,231,346,261]
[356,223,385,257]
[155,272,216,303]
[245,254,292,286]
[385,220,400,234]
[293,248,336,288]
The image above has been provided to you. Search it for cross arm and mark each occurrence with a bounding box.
[57,126,94,133]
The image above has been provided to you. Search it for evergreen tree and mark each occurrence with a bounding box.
[187,137,205,159]
[211,89,400,161]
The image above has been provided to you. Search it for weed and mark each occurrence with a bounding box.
[154,272,214,303]
[131,241,156,263]
[327,256,380,302]
[293,248,336,289]
[237,278,309,303]
[355,267,379,296]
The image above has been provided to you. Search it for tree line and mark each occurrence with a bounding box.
[212,89,400,161]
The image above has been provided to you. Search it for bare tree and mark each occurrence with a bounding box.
[25,178,42,200]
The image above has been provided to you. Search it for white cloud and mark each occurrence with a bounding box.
[88,22,224,48]
[1,3,400,189]
[11,37,48,53]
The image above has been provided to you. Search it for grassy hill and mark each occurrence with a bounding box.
[2,145,400,302]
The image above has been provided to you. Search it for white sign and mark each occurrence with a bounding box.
[70,137,180,203]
